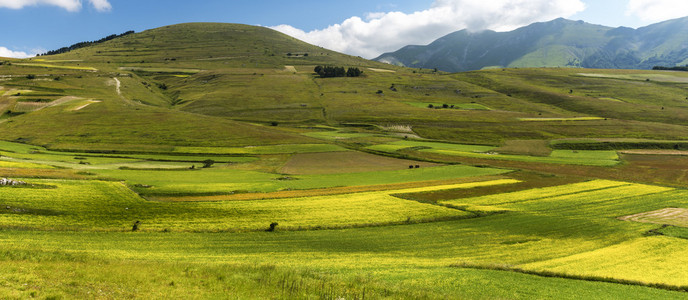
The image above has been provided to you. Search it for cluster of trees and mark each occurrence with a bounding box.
[653,65,688,72]
[314,65,362,78]
[38,30,135,56]
[428,104,455,109]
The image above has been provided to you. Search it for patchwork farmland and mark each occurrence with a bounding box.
[3,23,688,298]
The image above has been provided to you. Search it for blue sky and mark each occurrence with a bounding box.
[1,0,686,58]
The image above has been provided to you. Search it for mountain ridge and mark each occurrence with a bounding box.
[375,17,688,72]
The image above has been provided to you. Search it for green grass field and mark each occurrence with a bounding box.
[5,179,529,232]
[367,140,620,166]
[3,135,688,298]
[92,163,510,196]
[4,22,688,298]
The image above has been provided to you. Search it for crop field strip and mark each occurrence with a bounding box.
[368,140,621,166]
[155,175,514,202]
[434,180,688,288]
[0,178,518,232]
[0,140,259,164]
[2,228,687,299]
[278,151,441,175]
[91,164,511,197]
[520,236,688,288]
[440,180,672,212]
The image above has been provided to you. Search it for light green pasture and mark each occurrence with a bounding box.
[0,179,528,232]
[174,143,346,154]
[91,164,511,196]
[367,140,619,166]
[404,101,492,110]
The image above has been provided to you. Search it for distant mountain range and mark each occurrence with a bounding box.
[375,17,688,72]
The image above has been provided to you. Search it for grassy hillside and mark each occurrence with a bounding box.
[7,22,688,148]
[51,22,385,68]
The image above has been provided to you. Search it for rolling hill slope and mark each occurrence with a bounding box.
[3,22,688,150]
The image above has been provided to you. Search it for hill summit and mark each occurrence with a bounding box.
[51,22,370,67]
[375,17,688,72]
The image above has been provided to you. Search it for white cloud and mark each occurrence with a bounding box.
[626,0,688,22]
[88,0,110,12]
[0,0,111,12]
[0,46,33,58]
[271,0,586,58]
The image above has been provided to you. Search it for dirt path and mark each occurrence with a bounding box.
[620,150,688,156]
[112,77,137,106]
[72,100,101,111]
[114,77,122,96]
[367,68,396,73]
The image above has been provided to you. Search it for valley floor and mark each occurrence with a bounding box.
[2,136,688,299]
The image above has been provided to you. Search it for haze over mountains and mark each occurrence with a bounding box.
[375,17,688,72]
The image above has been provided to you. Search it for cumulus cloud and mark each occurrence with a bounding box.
[271,0,586,58]
[0,46,33,58]
[0,0,111,12]
[88,0,110,12]
[626,0,688,22]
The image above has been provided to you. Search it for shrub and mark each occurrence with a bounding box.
[266,222,278,232]
[202,159,215,168]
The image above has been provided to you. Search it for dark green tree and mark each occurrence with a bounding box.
[202,159,215,168]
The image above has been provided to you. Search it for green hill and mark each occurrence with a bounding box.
[51,22,381,68]
[375,17,688,72]
[0,23,398,150]
[4,22,688,150]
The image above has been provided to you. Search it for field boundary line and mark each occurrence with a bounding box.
[451,261,688,293]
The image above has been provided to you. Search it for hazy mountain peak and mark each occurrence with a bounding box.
[375,18,688,72]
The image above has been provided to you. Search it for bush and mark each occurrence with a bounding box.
[346,67,362,77]
[266,222,278,232]
[202,159,215,168]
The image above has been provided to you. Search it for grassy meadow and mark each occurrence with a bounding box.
[4,22,688,298]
